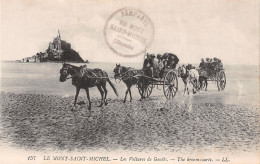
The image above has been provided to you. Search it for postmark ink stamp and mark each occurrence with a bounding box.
[104,7,155,57]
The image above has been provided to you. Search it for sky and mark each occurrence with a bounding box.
[0,0,259,65]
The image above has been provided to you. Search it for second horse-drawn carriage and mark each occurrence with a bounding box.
[197,58,226,91]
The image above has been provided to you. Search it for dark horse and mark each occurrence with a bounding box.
[59,63,118,109]
[197,69,208,91]
[198,75,208,91]
[113,64,144,102]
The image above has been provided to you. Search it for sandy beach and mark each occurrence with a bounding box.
[0,62,259,155]
[0,92,259,154]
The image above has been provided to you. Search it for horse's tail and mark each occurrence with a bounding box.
[107,78,118,97]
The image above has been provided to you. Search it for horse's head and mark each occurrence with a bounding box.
[59,63,70,82]
[177,65,187,77]
[113,63,122,78]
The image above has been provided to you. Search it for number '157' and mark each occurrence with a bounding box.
[28,156,36,160]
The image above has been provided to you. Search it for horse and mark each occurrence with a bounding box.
[177,65,200,95]
[59,63,118,110]
[113,64,144,102]
[197,69,208,91]
[199,75,208,91]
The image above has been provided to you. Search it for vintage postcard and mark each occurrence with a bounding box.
[0,0,259,164]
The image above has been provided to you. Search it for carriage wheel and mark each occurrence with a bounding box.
[217,70,226,91]
[163,70,178,99]
[138,78,153,98]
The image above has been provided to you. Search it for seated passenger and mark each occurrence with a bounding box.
[152,54,161,78]
[211,57,219,71]
[156,54,163,68]
[164,53,179,69]
[205,58,212,69]
[199,58,206,69]
[143,53,155,78]
[161,53,169,68]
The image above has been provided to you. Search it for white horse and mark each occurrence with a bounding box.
[178,65,200,95]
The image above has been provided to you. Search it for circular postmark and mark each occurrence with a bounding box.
[104,8,155,57]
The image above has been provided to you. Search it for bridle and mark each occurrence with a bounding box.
[60,68,80,80]
[178,66,188,78]
[114,67,123,83]
[114,67,139,83]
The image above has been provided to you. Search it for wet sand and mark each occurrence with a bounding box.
[0,91,259,153]
[0,63,259,154]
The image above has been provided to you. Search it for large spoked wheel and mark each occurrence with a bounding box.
[138,78,153,98]
[217,70,226,91]
[163,70,178,99]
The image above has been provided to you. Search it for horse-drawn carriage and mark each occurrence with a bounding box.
[197,61,226,91]
[114,53,179,101]
[59,56,226,109]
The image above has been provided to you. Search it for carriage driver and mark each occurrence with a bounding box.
[199,58,206,69]
[143,53,155,78]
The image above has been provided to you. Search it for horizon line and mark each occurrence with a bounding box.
[0,60,259,66]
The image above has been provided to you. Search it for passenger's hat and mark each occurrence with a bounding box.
[150,54,155,58]
[157,54,162,59]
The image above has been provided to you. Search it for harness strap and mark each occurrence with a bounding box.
[66,73,80,79]
[116,68,142,81]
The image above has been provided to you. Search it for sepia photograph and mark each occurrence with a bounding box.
[0,0,259,163]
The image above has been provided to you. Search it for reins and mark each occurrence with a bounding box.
[115,67,144,82]
[65,68,109,80]
[66,73,80,80]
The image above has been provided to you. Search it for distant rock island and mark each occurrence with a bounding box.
[20,30,86,63]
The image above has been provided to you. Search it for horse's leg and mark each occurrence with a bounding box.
[183,79,187,95]
[189,78,196,94]
[183,82,186,95]
[74,86,80,106]
[187,84,189,95]
[194,79,198,91]
[205,78,208,91]
[139,78,144,101]
[128,86,133,102]
[187,78,190,95]
[123,87,129,103]
[198,79,202,90]
[196,78,200,92]
[85,88,91,110]
[191,79,196,94]
[199,78,202,90]
[193,79,198,93]
[97,85,104,107]
[101,83,108,105]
